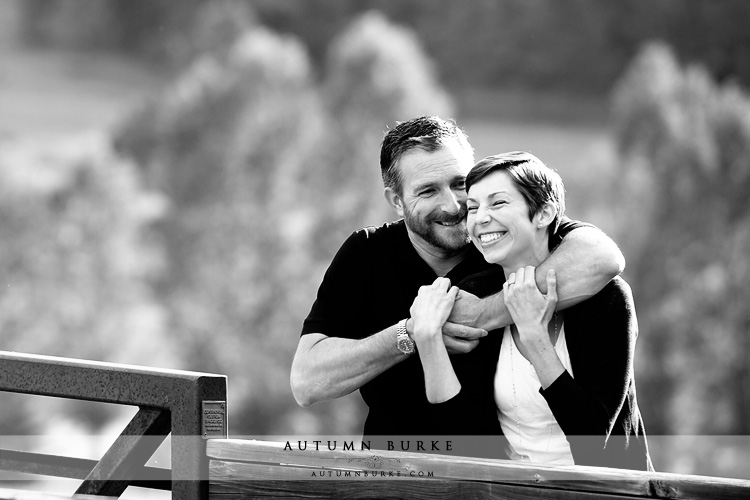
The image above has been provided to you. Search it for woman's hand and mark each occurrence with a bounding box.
[410,277,460,346]
[410,277,462,403]
[505,267,565,389]
[504,266,557,340]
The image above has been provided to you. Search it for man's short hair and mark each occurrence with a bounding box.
[380,116,473,194]
[466,151,566,235]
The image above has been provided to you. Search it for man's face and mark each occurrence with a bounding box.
[394,139,473,255]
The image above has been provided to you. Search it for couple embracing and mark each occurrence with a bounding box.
[291,116,653,471]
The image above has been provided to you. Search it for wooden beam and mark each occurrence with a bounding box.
[207,439,750,500]
[209,474,639,500]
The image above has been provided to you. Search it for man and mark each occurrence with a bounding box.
[291,116,624,446]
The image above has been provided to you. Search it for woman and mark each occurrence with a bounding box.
[410,151,652,470]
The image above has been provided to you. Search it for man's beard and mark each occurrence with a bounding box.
[403,206,471,253]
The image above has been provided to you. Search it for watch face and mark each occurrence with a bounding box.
[397,337,414,354]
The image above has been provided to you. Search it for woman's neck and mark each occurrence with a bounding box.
[502,233,551,279]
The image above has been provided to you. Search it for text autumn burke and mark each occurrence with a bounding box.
[284,440,453,452]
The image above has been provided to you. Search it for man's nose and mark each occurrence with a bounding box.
[439,189,462,214]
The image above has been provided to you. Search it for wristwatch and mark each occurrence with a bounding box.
[396,318,415,355]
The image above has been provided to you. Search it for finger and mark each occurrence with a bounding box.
[443,322,487,340]
[504,275,514,297]
[433,277,452,291]
[444,336,480,355]
[546,268,558,303]
[524,265,536,284]
[454,289,477,301]
[448,286,460,299]
[515,267,525,284]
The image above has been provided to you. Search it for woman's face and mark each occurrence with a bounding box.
[466,170,547,270]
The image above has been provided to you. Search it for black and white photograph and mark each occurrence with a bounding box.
[1,1,749,499]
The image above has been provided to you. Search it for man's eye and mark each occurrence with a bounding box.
[467,206,478,212]
[419,190,435,197]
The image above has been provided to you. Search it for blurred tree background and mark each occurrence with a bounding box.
[1,0,748,480]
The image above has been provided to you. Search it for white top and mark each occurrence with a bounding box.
[494,324,575,465]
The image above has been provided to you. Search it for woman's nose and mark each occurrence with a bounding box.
[476,206,491,224]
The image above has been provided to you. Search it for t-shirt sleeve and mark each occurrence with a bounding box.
[301,229,370,339]
[548,216,593,251]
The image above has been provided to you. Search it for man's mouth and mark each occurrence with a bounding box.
[435,219,462,227]
[478,231,507,244]
[432,209,467,228]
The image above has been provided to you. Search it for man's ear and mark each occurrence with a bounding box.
[384,187,405,217]
[536,202,557,229]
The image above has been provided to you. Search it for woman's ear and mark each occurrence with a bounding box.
[384,187,405,217]
[536,202,557,229]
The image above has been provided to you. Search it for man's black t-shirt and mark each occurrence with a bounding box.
[301,218,584,441]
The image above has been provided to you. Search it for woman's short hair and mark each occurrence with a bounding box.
[466,151,566,235]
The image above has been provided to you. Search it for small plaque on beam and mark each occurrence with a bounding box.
[202,400,227,439]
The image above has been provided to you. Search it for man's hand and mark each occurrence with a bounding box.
[441,322,486,354]
[447,289,484,328]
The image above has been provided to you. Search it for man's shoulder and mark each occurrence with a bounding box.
[355,219,406,239]
[329,219,407,265]
[344,219,407,249]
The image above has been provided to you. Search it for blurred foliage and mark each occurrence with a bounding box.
[16,0,750,94]
[18,0,201,66]
[114,23,329,436]
[609,42,750,443]
[0,135,170,431]
[112,12,451,435]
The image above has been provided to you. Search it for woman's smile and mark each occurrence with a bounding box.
[477,230,508,246]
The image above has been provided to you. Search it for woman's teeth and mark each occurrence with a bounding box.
[479,232,505,244]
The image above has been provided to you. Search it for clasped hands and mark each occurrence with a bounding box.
[409,266,557,354]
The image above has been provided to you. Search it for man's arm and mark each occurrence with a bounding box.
[291,322,486,407]
[291,329,402,407]
[449,226,625,331]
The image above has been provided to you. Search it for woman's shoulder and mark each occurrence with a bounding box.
[602,276,634,308]
[564,276,638,350]
[600,276,632,300]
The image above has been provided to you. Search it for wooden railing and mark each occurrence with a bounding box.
[0,351,227,500]
[207,439,750,500]
[3,351,750,499]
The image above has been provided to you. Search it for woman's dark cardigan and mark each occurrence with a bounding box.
[440,276,654,471]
